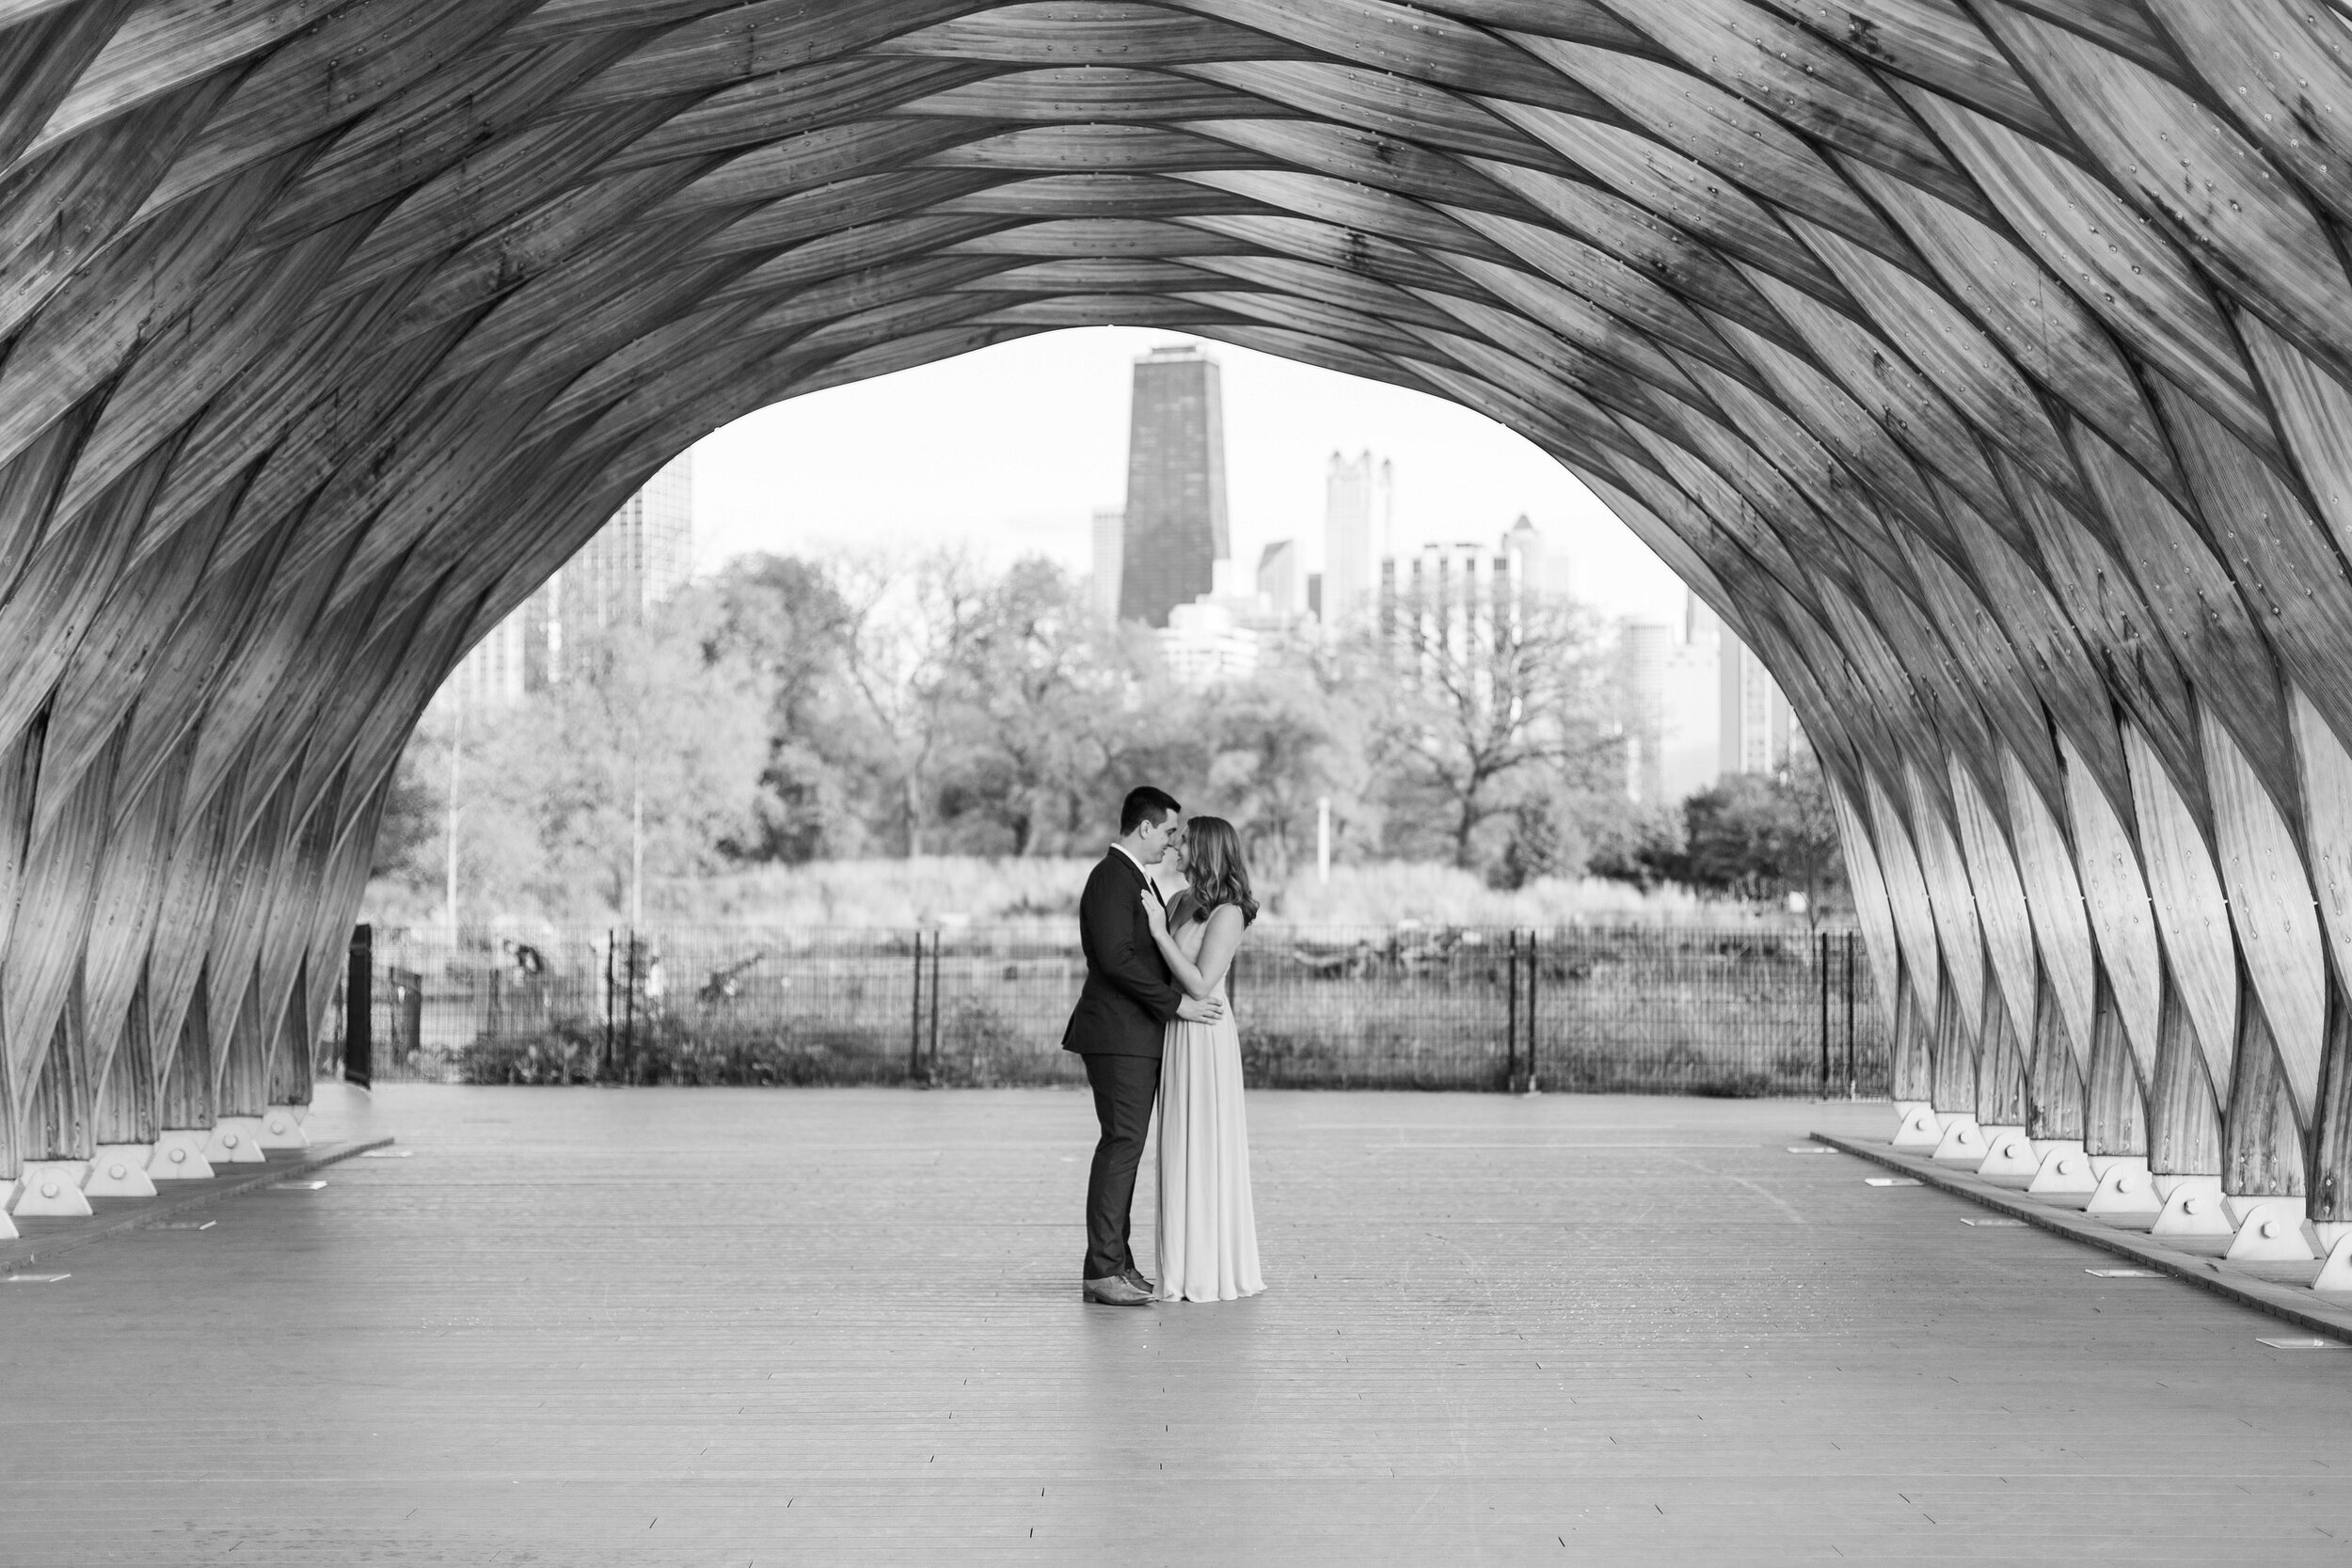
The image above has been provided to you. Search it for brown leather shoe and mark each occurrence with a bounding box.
[1121,1266,1155,1296]
[1082,1275,1152,1306]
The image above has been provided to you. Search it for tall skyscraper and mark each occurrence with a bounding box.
[1402,541,1495,658]
[1720,634,1796,777]
[445,613,533,711]
[1089,506,1124,622]
[1659,590,1723,802]
[438,451,694,708]
[1256,539,1299,621]
[1119,344,1227,626]
[1620,619,1671,806]
[1323,451,1391,626]
[556,451,693,660]
[1502,514,1547,596]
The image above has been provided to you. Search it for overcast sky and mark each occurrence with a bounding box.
[688,325,1688,625]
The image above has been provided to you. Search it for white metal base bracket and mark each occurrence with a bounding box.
[256,1107,309,1150]
[2153,1172,2220,1203]
[2312,1231,2352,1291]
[83,1145,157,1198]
[149,1131,215,1181]
[2026,1146,2098,1205]
[1931,1117,1989,1165]
[201,1117,267,1164]
[2086,1159,2161,1225]
[1976,1128,2039,1185]
[2226,1200,2316,1263]
[11,1161,93,1216]
[2152,1182,2235,1242]
[2226,1192,2305,1228]
[1891,1103,1942,1150]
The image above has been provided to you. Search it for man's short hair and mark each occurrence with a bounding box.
[1120,785,1182,836]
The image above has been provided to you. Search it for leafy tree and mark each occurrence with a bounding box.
[700,555,865,862]
[1200,666,1351,884]
[936,557,1148,855]
[395,597,773,920]
[522,602,774,911]
[1649,744,1846,919]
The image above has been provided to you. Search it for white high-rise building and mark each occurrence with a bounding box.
[1620,619,1671,806]
[1323,451,1391,627]
[445,614,533,711]
[1721,634,1796,777]
[1501,515,1547,597]
[437,451,694,709]
[1256,539,1300,621]
[554,451,693,654]
[1658,592,1723,802]
[1639,590,1800,800]
[1090,506,1124,622]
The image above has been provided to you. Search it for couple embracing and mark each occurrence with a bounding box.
[1062,786,1265,1307]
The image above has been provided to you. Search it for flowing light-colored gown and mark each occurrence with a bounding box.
[1154,903,1264,1302]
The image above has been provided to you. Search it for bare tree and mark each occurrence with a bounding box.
[829,546,992,857]
[1360,585,1616,871]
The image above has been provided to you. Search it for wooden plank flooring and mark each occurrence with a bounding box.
[7,1087,2352,1563]
[0,1138,390,1272]
[1816,1132,2352,1339]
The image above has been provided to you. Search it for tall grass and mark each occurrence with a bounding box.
[366,856,1793,934]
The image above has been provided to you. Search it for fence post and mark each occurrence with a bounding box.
[1526,929,1540,1094]
[1505,929,1520,1094]
[909,930,925,1084]
[602,928,615,1080]
[622,928,638,1082]
[929,928,943,1081]
[344,924,373,1089]
[1844,931,1856,1099]
[1818,929,1830,1100]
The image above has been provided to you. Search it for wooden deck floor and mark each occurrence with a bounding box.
[8,1086,2352,1564]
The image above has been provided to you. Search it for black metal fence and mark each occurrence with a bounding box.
[326,923,1890,1098]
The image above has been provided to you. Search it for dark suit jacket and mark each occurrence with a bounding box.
[1061,849,1184,1056]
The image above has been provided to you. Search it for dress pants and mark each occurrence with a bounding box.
[1082,1051,1162,1279]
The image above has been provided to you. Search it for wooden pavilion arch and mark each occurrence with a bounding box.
[3,0,2352,1243]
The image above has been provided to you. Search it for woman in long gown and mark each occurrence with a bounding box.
[1139,816,1264,1303]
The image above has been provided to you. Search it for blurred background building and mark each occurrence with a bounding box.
[1256,539,1300,622]
[1632,589,1801,806]
[1619,619,1670,806]
[439,451,694,709]
[1089,506,1124,623]
[1657,594,1723,802]
[1721,631,1796,777]
[1323,450,1391,628]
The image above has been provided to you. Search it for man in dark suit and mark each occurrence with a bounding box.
[1063,785,1224,1306]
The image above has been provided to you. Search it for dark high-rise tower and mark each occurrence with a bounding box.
[1119,344,1228,626]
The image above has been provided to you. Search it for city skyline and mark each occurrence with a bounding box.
[685,328,1686,626]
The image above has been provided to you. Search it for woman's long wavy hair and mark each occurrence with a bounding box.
[1180,816,1258,927]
